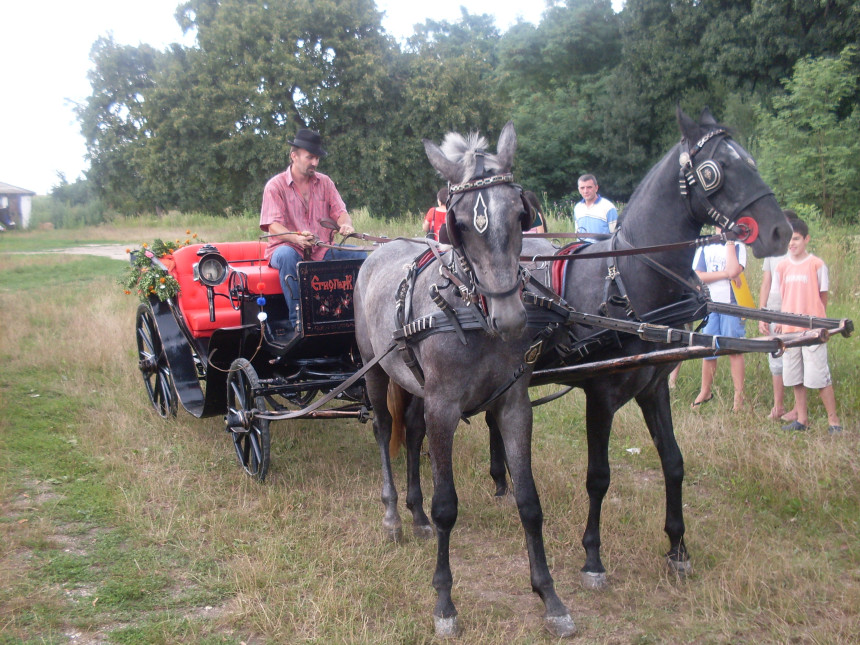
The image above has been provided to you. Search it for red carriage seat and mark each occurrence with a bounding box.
[168,242,282,338]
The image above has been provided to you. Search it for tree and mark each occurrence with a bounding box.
[497,0,620,93]
[78,37,161,212]
[169,0,401,214]
[755,47,860,220]
[386,10,509,212]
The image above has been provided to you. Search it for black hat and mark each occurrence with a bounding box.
[289,128,327,157]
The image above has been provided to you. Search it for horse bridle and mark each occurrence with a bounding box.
[443,152,532,300]
[678,128,773,243]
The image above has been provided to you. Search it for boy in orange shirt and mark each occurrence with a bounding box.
[775,218,842,433]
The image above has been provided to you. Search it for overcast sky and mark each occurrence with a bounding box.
[0,1,558,195]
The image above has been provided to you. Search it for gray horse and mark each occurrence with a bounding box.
[354,122,575,638]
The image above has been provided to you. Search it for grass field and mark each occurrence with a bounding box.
[1,215,858,644]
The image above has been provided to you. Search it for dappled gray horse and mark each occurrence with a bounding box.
[354,122,575,638]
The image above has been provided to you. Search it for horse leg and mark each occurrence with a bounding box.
[424,400,462,638]
[487,411,510,497]
[404,395,433,539]
[365,365,402,542]
[635,380,691,576]
[580,394,613,590]
[493,393,576,638]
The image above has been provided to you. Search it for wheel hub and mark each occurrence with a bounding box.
[225,409,254,432]
[138,356,158,374]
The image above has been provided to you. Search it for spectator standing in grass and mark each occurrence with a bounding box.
[758,209,797,422]
[774,218,842,433]
[690,228,747,412]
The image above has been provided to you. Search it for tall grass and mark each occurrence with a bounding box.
[0,219,858,644]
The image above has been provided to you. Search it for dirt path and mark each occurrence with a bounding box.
[9,244,131,261]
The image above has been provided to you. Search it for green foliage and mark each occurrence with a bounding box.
[77,36,162,213]
[756,46,860,221]
[76,0,860,215]
[119,236,201,301]
[51,175,95,206]
[29,194,110,229]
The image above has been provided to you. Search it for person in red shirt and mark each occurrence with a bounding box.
[422,187,448,240]
[774,218,842,433]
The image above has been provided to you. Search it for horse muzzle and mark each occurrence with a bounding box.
[488,296,528,341]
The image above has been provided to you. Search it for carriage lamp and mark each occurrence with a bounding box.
[193,252,230,322]
[195,253,229,287]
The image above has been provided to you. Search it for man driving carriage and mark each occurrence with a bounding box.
[260,128,365,332]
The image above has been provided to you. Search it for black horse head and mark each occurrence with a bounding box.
[676,107,791,258]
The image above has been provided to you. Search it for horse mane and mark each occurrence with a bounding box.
[439,131,506,182]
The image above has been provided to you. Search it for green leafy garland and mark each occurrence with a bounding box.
[119,233,201,302]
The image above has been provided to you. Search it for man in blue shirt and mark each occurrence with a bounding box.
[573,174,618,235]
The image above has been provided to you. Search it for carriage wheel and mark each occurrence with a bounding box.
[136,303,178,418]
[225,358,271,482]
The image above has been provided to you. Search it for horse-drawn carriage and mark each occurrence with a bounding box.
[134,240,369,482]
[132,112,853,639]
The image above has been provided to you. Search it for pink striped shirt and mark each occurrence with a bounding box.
[259,167,348,262]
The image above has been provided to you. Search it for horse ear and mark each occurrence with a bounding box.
[424,139,461,183]
[676,105,700,142]
[700,106,718,126]
[495,121,517,171]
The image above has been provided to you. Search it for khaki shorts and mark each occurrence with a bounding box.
[782,344,832,389]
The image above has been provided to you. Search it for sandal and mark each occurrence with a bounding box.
[691,394,713,408]
[781,420,808,432]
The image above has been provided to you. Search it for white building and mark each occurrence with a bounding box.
[0,181,36,229]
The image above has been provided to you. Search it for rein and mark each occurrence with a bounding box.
[519,231,739,263]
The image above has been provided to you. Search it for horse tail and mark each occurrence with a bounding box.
[387,380,407,458]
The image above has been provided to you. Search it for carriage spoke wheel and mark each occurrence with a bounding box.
[225,358,271,482]
[135,303,177,418]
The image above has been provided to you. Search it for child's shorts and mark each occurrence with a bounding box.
[701,312,745,362]
[782,344,832,389]
[766,322,782,375]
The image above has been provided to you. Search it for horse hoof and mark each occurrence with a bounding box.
[667,556,692,578]
[434,615,461,638]
[580,571,608,590]
[493,491,516,507]
[544,613,577,638]
[384,525,403,543]
[412,523,434,540]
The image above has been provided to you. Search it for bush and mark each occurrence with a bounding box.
[29,194,111,229]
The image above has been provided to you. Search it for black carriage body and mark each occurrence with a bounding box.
[137,242,364,420]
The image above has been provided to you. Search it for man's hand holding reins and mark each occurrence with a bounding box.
[268,221,316,250]
[336,214,355,238]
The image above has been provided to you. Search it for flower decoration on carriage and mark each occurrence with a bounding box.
[119,234,202,302]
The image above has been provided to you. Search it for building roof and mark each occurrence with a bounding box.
[0,181,36,196]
